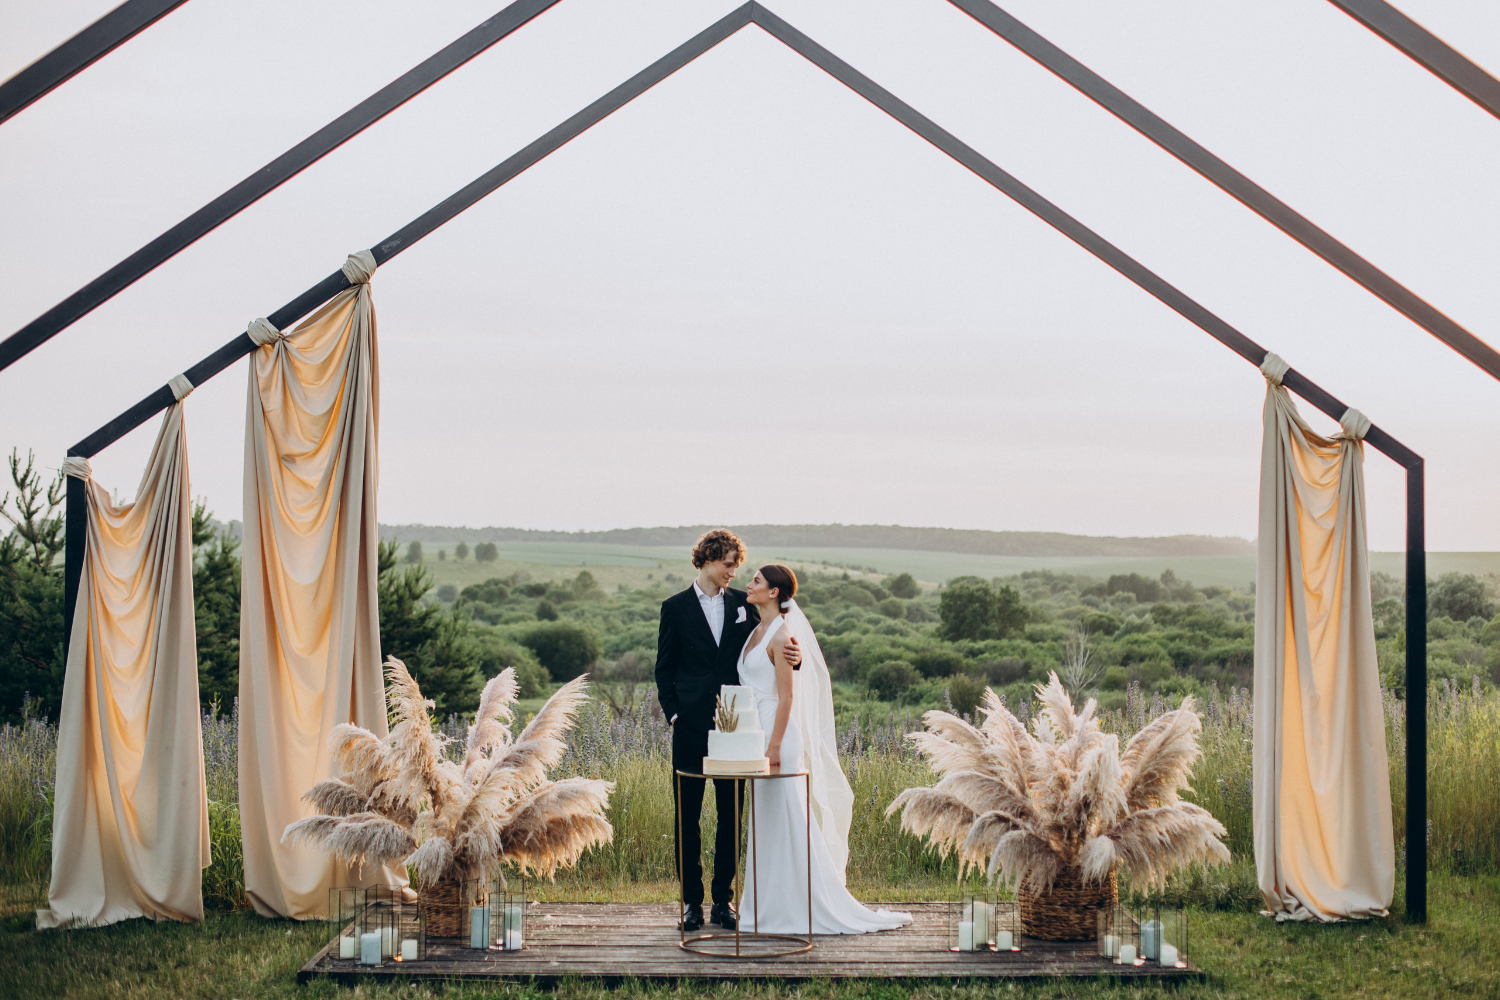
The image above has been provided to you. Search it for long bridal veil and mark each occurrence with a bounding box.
[782,598,855,883]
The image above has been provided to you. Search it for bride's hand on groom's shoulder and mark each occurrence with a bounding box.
[781,635,801,668]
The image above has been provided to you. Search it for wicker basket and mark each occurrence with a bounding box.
[1018,865,1117,941]
[418,876,474,938]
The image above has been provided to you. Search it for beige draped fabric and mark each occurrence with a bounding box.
[1253,354,1394,922]
[38,406,210,928]
[238,253,406,919]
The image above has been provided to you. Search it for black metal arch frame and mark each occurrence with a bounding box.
[57,0,1431,921]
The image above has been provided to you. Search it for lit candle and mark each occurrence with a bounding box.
[339,935,357,959]
[1117,944,1137,965]
[1159,943,1179,967]
[1141,919,1162,961]
[958,920,975,952]
[401,939,419,962]
[360,931,381,965]
[996,930,1014,951]
[470,906,489,949]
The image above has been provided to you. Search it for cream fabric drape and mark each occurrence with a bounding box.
[1252,354,1394,922]
[239,252,405,919]
[38,405,210,929]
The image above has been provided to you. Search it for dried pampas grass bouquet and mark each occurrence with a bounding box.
[887,672,1227,940]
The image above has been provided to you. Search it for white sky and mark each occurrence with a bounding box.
[2,0,1497,550]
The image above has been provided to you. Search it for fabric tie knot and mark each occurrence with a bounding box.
[1260,352,1289,386]
[247,318,282,347]
[63,456,91,480]
[341,250,377,284]
[168,374,194,401]
[1339,407,1370,441]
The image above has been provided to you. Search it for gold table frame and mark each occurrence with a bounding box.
[675,767,812,958]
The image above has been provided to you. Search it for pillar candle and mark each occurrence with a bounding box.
[958,920,975,952]
[469,906,489,949]
[996,930,1014,951]
[506,929,523,951]
[1117,944,1137,965]
[972,902,990,946]
[401,939,419,962]
[1101,934,1118,957]
[359,931,381,965]
[1159,943,1179,967]
[1141,919,1162,960]
[381,925,396,958]
[339,935,356,959]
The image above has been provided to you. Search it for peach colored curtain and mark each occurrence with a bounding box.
[38,405,210,928]
[238,252,405,918]
[1253,354,1394,922]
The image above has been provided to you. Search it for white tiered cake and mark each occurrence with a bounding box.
[703,684,769,775]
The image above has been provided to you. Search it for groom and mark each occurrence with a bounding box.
[655,529,799,932]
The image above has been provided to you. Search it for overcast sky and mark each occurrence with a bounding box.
[2,0,1497,550]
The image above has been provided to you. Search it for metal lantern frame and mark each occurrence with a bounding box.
[21,0,1470,922]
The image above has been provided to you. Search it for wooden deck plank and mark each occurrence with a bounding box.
[298,903,1202,984]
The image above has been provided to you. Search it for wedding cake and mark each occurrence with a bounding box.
[703,684,769,775]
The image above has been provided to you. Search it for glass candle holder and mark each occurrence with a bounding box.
[326,887,369,964]
[950,890,999,952]
[1144,904,1189,968]
[393,904,426,963]
[355,897,399,967]
[1096,903,1142,966]
[487,876,528,951]
[991,900,1022,952]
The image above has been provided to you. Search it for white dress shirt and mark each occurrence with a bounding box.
[693,579,726,646]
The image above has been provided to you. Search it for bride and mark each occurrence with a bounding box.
[735,564,911,935]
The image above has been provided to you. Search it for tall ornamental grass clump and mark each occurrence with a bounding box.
[0,702,55,903]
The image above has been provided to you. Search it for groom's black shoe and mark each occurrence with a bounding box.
[679,904,704,932]
[710,902,737,930]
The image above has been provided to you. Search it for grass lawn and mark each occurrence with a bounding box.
[4,871,1496,999]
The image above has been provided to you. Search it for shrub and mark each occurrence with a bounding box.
[454,542,469,561]
[975,657,1028,686]
[995,584,1027,639]
[942,673,986,717]
[867,660,920,700]
[473,631,550,698]
[521,621,601,681]
[1431,573,1495,623]
[461,578,511,605]
[405,540,423,564]
[911,649,965,679]
[521,582,549,598]
[536,601,559,621]
[886,572,920,599]
[904,601,937,623]
[877,598,905,619]
[474,542,498,564]
[436,584,458,603]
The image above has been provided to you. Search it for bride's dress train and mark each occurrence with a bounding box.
[736,616,910,935]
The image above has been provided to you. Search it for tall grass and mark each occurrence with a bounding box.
[1,682,1496,919]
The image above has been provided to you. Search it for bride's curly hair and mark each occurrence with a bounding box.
[759,564,798,609]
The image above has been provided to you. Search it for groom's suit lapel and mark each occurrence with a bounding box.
[681,587,717,652]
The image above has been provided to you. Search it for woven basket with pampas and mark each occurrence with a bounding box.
[284,657,614,935]
[888,673,1228,940]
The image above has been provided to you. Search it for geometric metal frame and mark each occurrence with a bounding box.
[55,0,1430,921]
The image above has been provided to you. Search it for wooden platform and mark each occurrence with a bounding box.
[297,902,1202,984]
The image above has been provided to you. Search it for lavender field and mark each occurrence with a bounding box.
[2,680,1497,915]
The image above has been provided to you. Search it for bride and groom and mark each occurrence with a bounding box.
[654,529,910,936]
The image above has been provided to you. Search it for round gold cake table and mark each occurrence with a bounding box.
[675,767,813,957]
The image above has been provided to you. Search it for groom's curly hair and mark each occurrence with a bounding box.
[691,529,746,569]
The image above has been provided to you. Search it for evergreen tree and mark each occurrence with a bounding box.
[0,450,66,720]
[190,501,241,711]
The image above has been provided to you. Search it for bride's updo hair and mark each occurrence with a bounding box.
[759,564,798,610]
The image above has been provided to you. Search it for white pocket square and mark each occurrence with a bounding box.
[735,606,747,623]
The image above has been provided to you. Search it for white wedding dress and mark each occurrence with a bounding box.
[736,614,911,935]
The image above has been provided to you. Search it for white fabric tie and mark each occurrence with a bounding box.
[1339,407,1371,441]
[341,250,376,284]
[63,456,91,480]
[1260,352,1289,386]
[168,374,194,401]
[247,318,282,347]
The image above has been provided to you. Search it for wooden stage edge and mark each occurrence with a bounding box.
[297,902,1203,985]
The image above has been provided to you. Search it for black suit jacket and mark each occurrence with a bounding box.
[655,586,759,731]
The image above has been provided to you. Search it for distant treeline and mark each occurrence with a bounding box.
[373,523,1256,558]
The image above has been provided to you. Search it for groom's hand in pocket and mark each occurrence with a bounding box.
[781,635,801,669]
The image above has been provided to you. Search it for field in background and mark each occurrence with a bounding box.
[379,539,1500,593]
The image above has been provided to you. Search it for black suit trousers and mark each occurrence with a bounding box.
[671,724,743,906]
